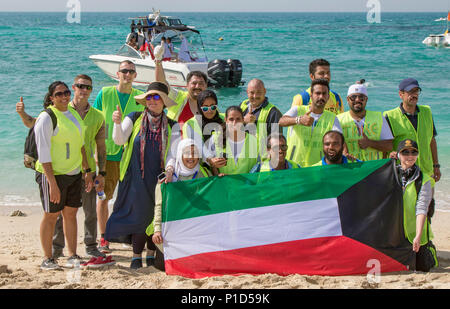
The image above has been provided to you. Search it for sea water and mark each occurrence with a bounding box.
[0,12,449,209]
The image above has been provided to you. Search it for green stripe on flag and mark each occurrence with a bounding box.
[162,159,390,222]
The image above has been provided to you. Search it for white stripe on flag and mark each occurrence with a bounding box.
[162,198,342,260]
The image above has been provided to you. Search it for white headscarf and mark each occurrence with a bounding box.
[174,138,201,179]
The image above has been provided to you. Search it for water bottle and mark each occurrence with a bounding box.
[95,180,106,200]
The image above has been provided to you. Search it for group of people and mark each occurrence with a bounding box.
[16,52,441,272]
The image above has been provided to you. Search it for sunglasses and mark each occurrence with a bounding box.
[146,94,161,101]
[53,90,71,98]
[201,105,218,112]
[348,94,367,101]
[269,145,288,152]
[74,84,93,90]
[400,149,418,156]
[119,69,136,74]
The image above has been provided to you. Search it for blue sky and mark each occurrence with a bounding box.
[0,0,449,12]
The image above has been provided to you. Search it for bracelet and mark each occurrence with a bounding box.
[98,171,107,177]
[433,164,440,168]
[295,116,300,125]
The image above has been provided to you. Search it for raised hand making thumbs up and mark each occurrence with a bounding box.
[298,110,315,127]
[112,105,122,124]
[16,96,36,128]
[358,130,371,149]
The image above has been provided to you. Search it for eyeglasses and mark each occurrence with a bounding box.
[53,90,71,97]
[201,105,218,112]
[269,145,288,152]
[348,94,367,101]
[74,84,93,91]
[403,89,421,96]
[119,69,136,75]
[400,150,418,156]
[146,94,161,101]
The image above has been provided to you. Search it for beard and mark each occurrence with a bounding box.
[325,148,343,163]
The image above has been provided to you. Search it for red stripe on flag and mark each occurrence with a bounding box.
[165,236,408,278]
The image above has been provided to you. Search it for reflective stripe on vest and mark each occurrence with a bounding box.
[35,106,85,175]
[71,103,105,171]
[166,90,189,121]
[213,132,258,175]
[101,86,144,157]
[403,173,433,245]
[119,113,172,181]
[337,110,383,161]
[286,106,336,167]
[384,106,434,178]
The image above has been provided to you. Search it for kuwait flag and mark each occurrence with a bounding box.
[161,159,415,278]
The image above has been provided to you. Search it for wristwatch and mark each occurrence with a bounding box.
[98,171,107,177]
[84,168,92,173]
[433,164,440,168]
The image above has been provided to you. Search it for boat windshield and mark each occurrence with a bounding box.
[116,44,143,59]
[168,19,183,26]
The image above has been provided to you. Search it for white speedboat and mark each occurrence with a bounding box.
[90,22,244,89]
[423,11,450,47]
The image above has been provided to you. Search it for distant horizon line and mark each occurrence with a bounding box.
[0,11,447,13]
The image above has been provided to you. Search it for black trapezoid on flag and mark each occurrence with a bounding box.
[337,159,415,269]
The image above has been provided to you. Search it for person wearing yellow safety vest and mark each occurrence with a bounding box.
[312,131,360,166]
[154,42,208,126]
[205,106,259,175]
[241,79,283,158]
[16,75,107,260]
[104,82,181,270]
[250,134,300,172]
[93,60,144,254]
[182,89,224,168]
[33,81,93,270]
[150,138,212,271]
[337,81,393,161]
[384,78,441,187]
[291,59,344,115]
[396,139,437,272]
[280,78,343,167]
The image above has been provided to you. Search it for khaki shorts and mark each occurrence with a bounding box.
[104,160,120,200]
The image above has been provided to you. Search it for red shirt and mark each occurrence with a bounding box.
[177,101,194,127]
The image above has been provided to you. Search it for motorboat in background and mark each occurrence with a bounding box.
[423,11,450,47]
[89,12,244,89]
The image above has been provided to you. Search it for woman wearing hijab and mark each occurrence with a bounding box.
[150,138,211,271]
[205,106,259,175]
[104,81,181,269]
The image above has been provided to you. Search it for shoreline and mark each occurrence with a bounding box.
[0,205,449,289]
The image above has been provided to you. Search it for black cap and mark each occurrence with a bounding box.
[397,139,419,153]
[399,78,421,92]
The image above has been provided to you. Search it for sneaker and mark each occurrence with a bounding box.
[98,238,112,254]
[81,257,97,269]
[81,256,116,269]
[130,258,142,270]
[65,255,84,268]
[41,258,61,271]
[86,248,106,258]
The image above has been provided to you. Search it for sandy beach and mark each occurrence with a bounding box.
[0,204,449,289]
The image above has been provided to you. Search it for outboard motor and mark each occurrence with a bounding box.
[207,59,230,88]
[227,59,243,88]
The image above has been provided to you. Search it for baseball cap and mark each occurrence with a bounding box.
[397,139,419,153]
[399,78,421,92]
[347,84,368,97]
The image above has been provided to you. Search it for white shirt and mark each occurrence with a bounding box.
[34,110,83,175]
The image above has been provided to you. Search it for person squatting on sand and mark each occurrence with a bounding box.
[150,138,212,271]
[104,81,180,269]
